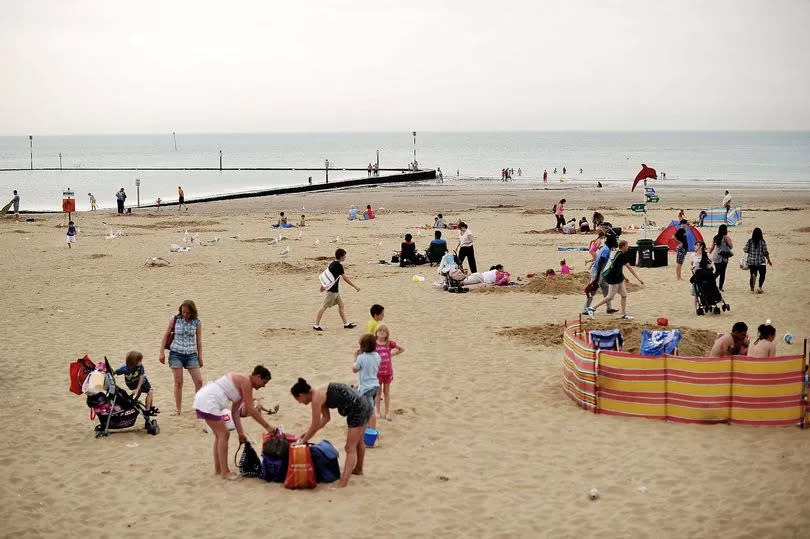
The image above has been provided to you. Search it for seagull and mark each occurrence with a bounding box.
[329,235,340,243]
[280,247,290,257]
[314,238,320,246]
[377,241,382,246]
[277,233,283,242]
[268,238,278,245]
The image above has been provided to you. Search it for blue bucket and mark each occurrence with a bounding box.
[363,428,379,447]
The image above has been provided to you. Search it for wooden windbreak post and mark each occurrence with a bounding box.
[801,339,808,429]
[728,355,735,425]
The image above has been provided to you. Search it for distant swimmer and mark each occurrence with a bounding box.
[553,168,557,174]
[579,168,583,174]
[597,181,603,188]
[543,169,548,184]
[563,167,566,175]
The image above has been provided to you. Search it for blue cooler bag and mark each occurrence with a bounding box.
[262,454,287,483]
[310,440,340,483]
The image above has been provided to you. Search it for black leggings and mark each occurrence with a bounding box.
[458,246,477,273]
[749,265,766,290]
[555,215,566,229]
[714,261,728,290]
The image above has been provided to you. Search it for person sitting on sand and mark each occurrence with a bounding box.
[272,211,295,228]
[592,211,604,228]
[709,322,749,357]
[748,324,776,357]
[434,213,447,229]
[426,230,448,265]
[559,259,573,275]
[193,366,276,480]
[348,206,359,221]
[298,214,306,227]
[292,378,372,488]
[399,233,418,266]
[579,216,591,233]
[364,205,375,220]
[544,268,557,278]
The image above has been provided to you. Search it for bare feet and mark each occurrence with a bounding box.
[222,471,241,481]
[385,414,392,421]
[337,479,349,488]
[352,468,363,476]
[170,410,181,416]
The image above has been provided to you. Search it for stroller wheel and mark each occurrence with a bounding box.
[696,308,704,316]
[722,304,730,311]
[713,307,721,315]
[145,419,159,435]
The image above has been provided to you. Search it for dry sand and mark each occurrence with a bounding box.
[1,182,810,538]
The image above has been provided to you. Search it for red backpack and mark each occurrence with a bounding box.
[69,355,96,395]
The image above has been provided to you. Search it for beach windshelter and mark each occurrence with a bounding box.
[654,221,704,252]
[702,206,743,227]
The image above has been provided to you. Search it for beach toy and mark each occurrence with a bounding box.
[657,317,668,326]
[589,488,599,500]
[784,333,794,345]
[412,275,425,282]
[363,428,379,447]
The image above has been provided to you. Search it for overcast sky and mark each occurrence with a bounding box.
[1,0,808,134]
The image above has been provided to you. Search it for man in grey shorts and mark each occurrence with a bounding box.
[313,248,360,331]
[583,234,619,315]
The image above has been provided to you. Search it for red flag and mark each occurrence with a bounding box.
[631,164,657,192]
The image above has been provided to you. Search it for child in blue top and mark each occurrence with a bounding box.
[66,220,77,248]
[353,333,380,429]
[115,351,157,413]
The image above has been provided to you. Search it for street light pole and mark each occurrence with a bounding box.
[59,152,62,170]
[325,159,329,183]
[376,150,380,172]
[135,178,141,207]
[219,150,222,171]
[29,135,33,170]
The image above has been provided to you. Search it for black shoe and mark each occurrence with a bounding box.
[312,325,324,331]
[606,308,619,314]
[344,323,357,329]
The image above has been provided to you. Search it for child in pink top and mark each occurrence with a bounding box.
[587,229,605,267]
[559,259,573,275]
[374,324,405,421]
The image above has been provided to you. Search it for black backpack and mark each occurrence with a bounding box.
[262,436,289,460]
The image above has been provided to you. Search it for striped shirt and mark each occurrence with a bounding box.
[170,317,201,354]
[744,239,769,266]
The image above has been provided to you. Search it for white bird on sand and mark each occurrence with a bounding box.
[280,247,290,257]
[268,238,278,245]
[277,233,283,242]
[314,238,320,246]
[329,235,340,243]
[377,241,382,246]
[297,231,303,240]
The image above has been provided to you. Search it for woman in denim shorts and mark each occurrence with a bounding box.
[159,299,204,415]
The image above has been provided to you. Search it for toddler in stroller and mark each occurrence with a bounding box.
[83,355,160,438]
[690,263,730,316]
[438,251,469,293]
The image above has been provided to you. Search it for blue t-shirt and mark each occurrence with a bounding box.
[115,364,145,390]
[354,352,381,394]
[592,245,611,279]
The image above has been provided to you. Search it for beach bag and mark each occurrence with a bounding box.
[261,454,287,483]
[310,440,341,484]
[263,435,290,459]
[285,443,316,489]
[719,240,733,259]
[319,268,337,291]
[235,441,262,478]
[739,258,748,271]
[69,355,95,395]
[164,315,178,350]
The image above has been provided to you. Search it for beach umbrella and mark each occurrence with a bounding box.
[654,221,705,252]
[631,164,657,192]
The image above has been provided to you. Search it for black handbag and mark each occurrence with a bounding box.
[235,441,262,478]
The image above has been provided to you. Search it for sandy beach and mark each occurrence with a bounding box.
[2,182,809,538]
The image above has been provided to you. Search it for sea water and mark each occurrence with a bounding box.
[1,131,808,211]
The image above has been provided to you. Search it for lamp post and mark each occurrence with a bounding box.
[59,152,62,170]
[135,178,141,207]
[219,150,222,171]
[29,135,33,170]
[325,159,330,183]
[376,149,380,172]
[412,131,417,169]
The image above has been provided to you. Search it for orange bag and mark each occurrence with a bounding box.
[284,443,316,489]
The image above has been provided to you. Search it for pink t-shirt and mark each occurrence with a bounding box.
[555,203,565,216]
[376,340,398,378]
[560,264,572,275]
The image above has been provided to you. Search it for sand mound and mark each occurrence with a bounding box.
[522,208,552,215]
[123,219,222,230]
[522,228,558,234]
[498,319,717,356]
[474,273,641,296]
[262,327,306,337]
[241,237,275,243]
[250,261,320,275]
[307,256,333,261]
[87,253,109,259]
[10,229,32,234]
[798,226,810,233]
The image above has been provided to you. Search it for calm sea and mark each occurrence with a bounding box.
[1,131,808,211]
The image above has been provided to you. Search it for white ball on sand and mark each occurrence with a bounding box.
[765,319,772,325]
[589,488,599,500]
